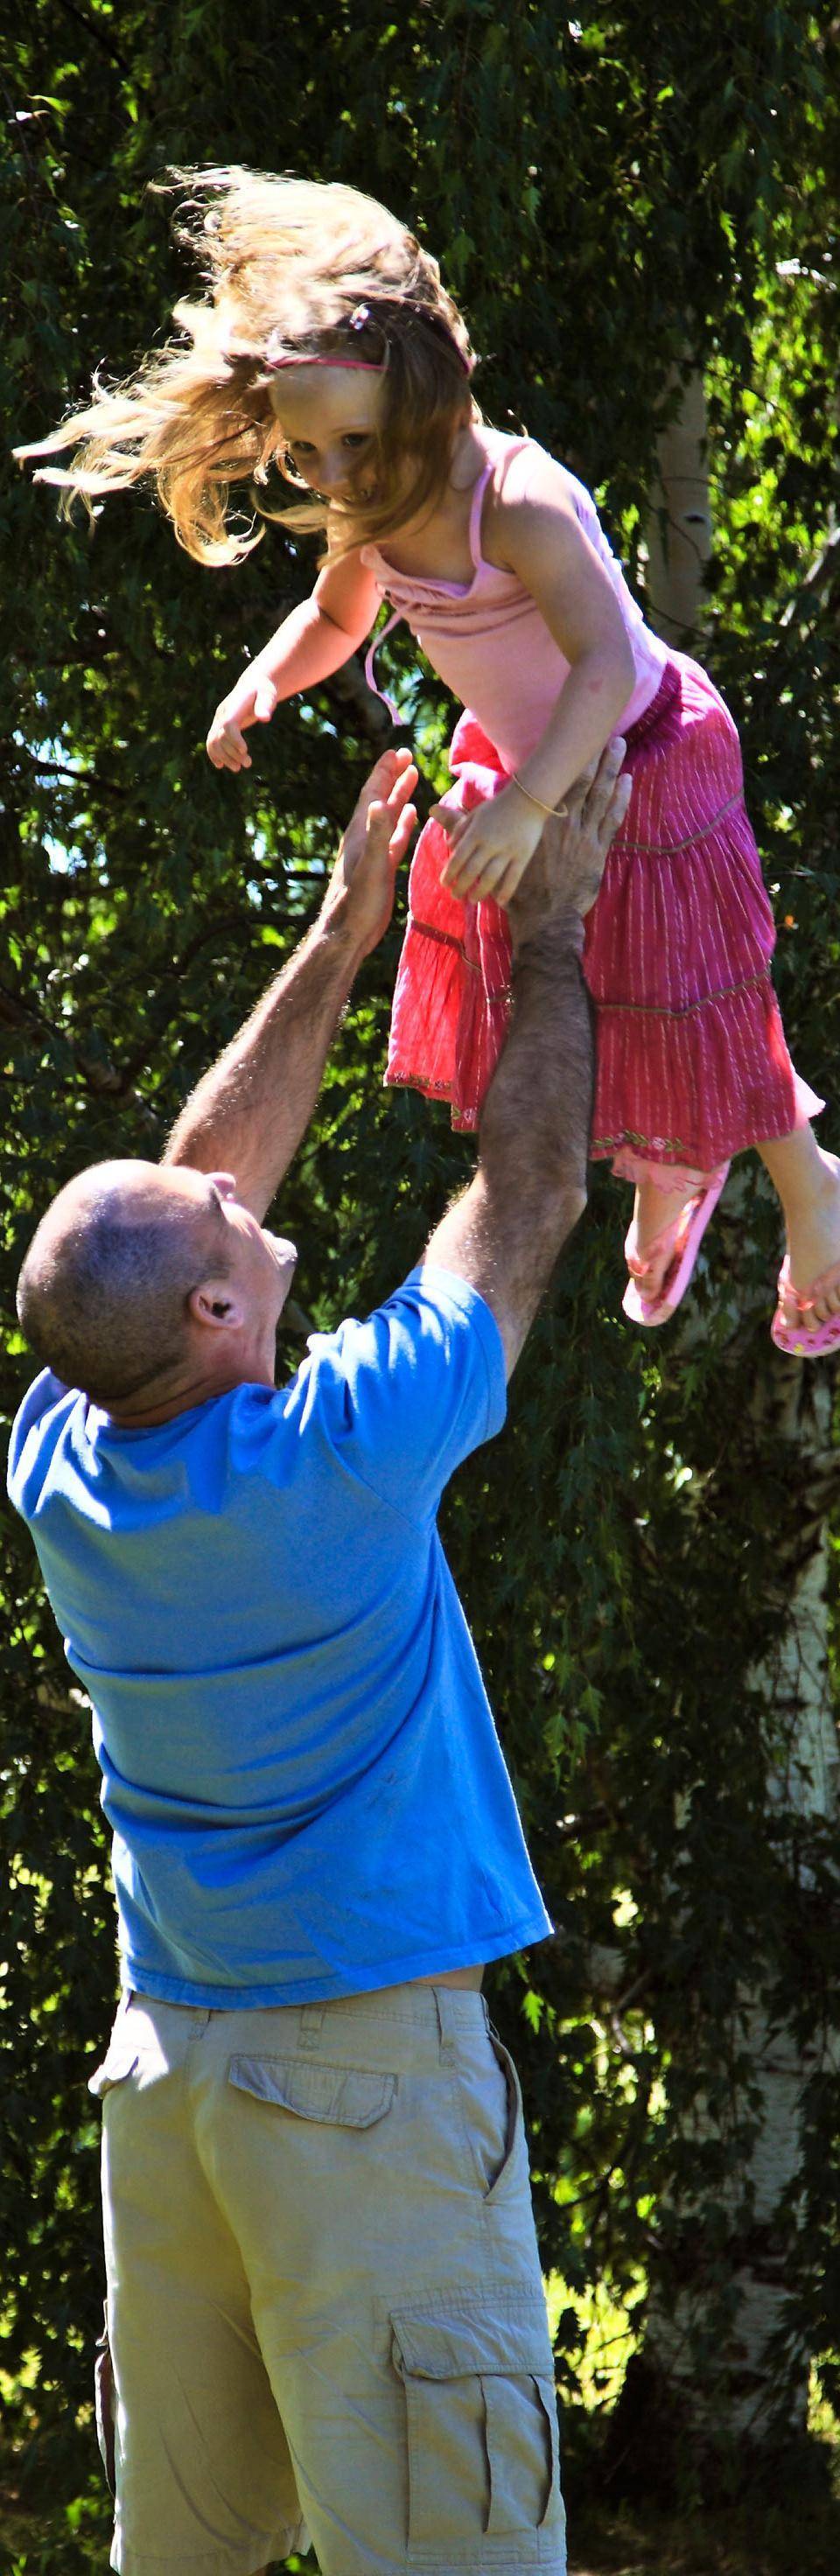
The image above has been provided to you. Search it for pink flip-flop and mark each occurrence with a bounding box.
[771,1256,840,1358]
[622,1165,731,1326]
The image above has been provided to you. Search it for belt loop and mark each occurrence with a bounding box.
[433,1989,458,2062]
[298,2004,326,2052]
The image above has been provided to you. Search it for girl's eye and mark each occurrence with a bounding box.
[342,434,369,450]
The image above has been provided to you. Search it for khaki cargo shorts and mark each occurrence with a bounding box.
[90,1982,566,2576]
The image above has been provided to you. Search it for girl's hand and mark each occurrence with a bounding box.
[430,784,544,906]
[206,666,279,773]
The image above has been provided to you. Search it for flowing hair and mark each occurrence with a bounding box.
[15,167,479,565]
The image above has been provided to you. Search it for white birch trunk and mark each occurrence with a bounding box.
[643,1365,840,2442]
[634,368,837,2442]
[645,367,713,645]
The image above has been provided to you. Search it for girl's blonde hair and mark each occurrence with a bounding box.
[17,167,478,564]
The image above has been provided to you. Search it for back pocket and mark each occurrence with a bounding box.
[391,2291,562,2554]
[227,2055,396,2128]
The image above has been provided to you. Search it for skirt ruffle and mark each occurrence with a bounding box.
[386,659,822,1168]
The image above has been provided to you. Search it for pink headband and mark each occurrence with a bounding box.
[264,300,472,377]
[266,353,382,373]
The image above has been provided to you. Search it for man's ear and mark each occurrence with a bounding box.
[188,1277,248,1333]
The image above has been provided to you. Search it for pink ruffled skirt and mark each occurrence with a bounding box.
[386,654,820,1180]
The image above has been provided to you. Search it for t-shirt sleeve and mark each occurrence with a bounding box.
[6,1370,72,1514]
[300,1264,507,1525]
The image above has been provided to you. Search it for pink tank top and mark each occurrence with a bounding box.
[360,430,668,771]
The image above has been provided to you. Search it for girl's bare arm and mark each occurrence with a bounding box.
[206,551,382,772]
[489,452,636,793]
[438,457,636,903]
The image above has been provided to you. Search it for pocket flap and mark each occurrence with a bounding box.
[228,2054,396,2129]
[392,2294,552,2383]
[88,2038,140,2100]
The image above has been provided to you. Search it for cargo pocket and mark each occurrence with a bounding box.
[391,2293,562,2554]
[227,2055,396,2128]
[94,2302,116,2497]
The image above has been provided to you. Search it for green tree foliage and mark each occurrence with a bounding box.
[2,2,839,2559]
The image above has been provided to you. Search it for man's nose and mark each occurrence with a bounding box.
[210,1172,237,1200]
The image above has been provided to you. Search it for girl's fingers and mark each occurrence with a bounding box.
[443,854,486,893]
[441,855,472,892]
[494,859,531,906]
[481,857,521,902]
[439,821,486,879]
[430,803,467,846]
[213,721,249,766]
[444,850,505,899]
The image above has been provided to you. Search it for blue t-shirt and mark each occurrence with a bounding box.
[8,1264,551,2004]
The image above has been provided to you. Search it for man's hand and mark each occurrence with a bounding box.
[507,738,631,952]
[164,746,417,1222]
[321,747,418,957]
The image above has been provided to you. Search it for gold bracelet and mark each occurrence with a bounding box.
[511,774,568,821]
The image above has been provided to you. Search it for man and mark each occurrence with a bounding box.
[9,738,629,2576]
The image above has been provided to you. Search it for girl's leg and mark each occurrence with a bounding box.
[758,1127,840,1323]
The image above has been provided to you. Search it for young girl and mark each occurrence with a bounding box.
[22,167,840,1353]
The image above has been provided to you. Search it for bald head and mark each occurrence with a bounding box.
[17,1161,229,1404]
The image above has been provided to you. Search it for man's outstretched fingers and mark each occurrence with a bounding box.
[564,752,599,813]
[580,738,628,836]
[389,800,417,865]
[374,746,416,790]
[592,770,632,854]
[346,747,416,851]
[364,787,417,864]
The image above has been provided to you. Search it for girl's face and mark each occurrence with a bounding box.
[269,366,387,502]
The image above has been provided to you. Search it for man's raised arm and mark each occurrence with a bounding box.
[424,742,632,1376]
[164,750,417,1219]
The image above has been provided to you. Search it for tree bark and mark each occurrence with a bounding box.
[640,1365,840,2450]
[645,367,713,646]
[599,1304,840,2506]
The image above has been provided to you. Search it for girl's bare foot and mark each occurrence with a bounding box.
[760,1134,840,1328]
[629,1179,704,1297]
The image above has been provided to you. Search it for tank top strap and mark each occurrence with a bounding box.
[467,434,531,571]
[363,607,402,723]
[466,461,494,570]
